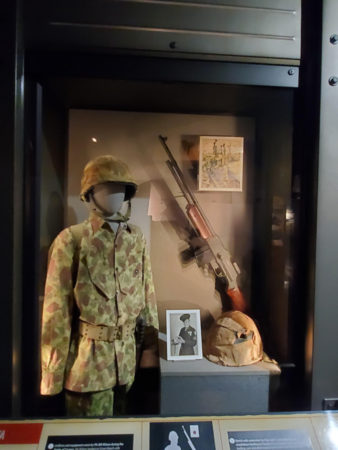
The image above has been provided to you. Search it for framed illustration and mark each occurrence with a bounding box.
[166,310,203,361]
[199,135,244,191]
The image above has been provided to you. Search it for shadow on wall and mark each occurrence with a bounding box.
[40,191,65,294]
[67,205,80,226]
[46,191,65,237]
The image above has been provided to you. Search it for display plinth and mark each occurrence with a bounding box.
[160,356,280,416]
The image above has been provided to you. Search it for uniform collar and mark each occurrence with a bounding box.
[89,212,131,234]
[89,212,105,234]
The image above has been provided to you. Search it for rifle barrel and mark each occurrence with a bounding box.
[166,161,195,206]
[159,135,216,236]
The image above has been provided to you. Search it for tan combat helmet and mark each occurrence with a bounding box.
[204,310,263,367]
[80,155,137,202]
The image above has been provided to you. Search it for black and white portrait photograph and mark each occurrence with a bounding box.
[166,310,202,361]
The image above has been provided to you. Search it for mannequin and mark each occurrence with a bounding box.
[40,155,158,416]
[88,182,127,232]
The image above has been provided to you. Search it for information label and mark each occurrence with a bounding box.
[45,434,133,450]
[227,429,313,450]
[150,421,215,449]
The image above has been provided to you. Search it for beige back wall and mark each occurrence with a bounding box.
[68,110,255,331]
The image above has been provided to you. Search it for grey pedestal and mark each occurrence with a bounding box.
[160,356,280,416]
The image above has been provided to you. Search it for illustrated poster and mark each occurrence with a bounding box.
[199,136,244,191]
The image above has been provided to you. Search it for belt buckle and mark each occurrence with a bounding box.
[116,326,123,340]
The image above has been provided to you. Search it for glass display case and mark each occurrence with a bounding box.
[4,0,336,425]
[21,71,315,417]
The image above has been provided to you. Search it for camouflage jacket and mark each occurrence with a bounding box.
[40,213,158,395]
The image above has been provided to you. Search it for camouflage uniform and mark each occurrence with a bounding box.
[65,388,114,417]
[40,212,158,414]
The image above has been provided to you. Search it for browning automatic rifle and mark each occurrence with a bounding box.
[159,135,246,312]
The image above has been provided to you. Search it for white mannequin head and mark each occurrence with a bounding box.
[88,182,126,218]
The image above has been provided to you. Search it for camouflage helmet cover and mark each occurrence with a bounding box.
[204,310,263,367]
[80,155,137,201]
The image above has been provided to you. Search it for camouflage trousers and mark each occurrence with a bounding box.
[65,386,127,417]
